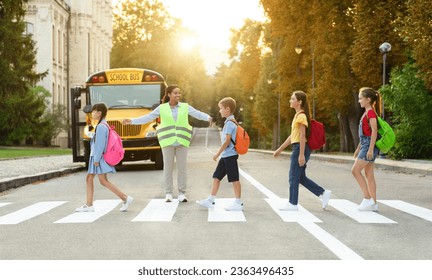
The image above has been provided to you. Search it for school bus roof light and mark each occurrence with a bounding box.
[144,74,159,82]
[91,76,105,83]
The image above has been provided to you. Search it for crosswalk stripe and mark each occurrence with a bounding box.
[298,221,364,260]
[239,167,363,260]
[54,200,120,223]
[379,200,432,222]
[265,198,322,223]
[329,199,397,224]
[0,202,11,208]
[0,201,67,225]
[239,169,279,200]
[207,198,246,222]
[132,199,179,222]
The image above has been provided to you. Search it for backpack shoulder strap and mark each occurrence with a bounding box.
[228,119,238,145]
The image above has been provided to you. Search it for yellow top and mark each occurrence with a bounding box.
[291,111,308,144]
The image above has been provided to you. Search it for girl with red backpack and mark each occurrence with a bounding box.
[75,103,133,212]
[273,91,331,211]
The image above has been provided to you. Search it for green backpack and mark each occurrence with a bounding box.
[367,112,396,153]
[375,117,396,153]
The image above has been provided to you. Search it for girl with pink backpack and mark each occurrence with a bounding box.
[75,103,133,212]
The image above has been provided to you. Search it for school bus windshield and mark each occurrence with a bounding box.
[89,84,161,109]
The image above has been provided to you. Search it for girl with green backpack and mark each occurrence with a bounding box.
[352,87,381,212]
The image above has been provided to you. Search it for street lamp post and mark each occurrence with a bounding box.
[295,41,316,119]
[379,42,391,119]
[267,73,280,148]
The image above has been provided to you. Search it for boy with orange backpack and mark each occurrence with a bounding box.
[196,97,244,211]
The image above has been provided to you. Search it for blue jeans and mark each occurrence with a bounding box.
[289,143,325,205]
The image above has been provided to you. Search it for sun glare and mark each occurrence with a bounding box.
[180,37,198,51]
[112,0,266,74]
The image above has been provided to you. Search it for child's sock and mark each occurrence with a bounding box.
[235,198,242,205]
[208,195,216,203]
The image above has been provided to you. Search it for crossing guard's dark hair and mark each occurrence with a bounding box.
[163,85,179,103]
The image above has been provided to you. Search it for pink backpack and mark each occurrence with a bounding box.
[101,123,124,166]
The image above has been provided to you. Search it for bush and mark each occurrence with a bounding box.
[380,63,432,159]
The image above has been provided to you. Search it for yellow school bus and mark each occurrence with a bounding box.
[70,68,166,169]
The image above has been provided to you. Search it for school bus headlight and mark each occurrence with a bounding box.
[145,131,157,137]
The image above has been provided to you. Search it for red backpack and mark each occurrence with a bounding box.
[229,119,250,155]
[101,123,125,166]
[299,112,326,150]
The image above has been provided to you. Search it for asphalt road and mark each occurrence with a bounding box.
[1,128,431,261]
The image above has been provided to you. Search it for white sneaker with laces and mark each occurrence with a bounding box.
[178,194,188,202]
[75,204,94,212]
[321,190,332,210]
[196,199,215,209]
[358,198,377,211]
[225,202,243,211]
[279,202,298,211]
[120,196,133,212]
[165,194,173,202]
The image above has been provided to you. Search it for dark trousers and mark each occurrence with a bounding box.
[289,143,325,205]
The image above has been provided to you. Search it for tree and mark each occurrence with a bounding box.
[400,0,432,90]
[0,0,46,144]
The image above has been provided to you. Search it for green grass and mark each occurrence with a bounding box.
[0,147,72,159]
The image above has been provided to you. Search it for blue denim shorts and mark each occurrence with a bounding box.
[358,137,379,162]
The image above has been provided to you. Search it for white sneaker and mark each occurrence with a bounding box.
[196,199,215,209]
[75,204,94,212]
[279,202,298,211]
[165,194,173,202]
[321,190,332,210]
[225,202,243,211]
[358,198,378,211]
[178,194,188,202]
[120,196,133,212]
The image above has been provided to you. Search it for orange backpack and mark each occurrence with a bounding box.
[229,119,250,155]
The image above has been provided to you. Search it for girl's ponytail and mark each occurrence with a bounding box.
[374,91,381,117]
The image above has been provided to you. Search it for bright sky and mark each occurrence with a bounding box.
[113,0,266,75]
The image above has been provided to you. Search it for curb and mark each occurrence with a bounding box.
[249,149,432,177]
[0,166,85,193]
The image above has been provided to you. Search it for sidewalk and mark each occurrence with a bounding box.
[0,151,430,193]
[250,149,432,177]
[0,155,85,192]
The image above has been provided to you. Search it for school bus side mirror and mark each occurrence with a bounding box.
[83,104,92,113]
[74,99,81,109]
[71,86,84,98]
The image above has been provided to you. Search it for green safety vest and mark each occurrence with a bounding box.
[157,103,193,148]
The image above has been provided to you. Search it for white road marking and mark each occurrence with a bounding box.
[265,198,322,223]
[0,202,11,208]
[329,199,397,224]
[298,221,363,260]
[239,168,364,260]
[379,200,432,222]
[239,169,280,200]
[132,199,179,222]
[0,201,67,225]
[207,198,246,222]
[54,200,120,223]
